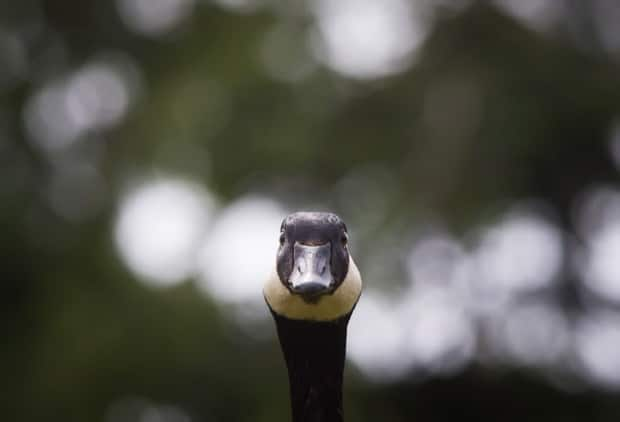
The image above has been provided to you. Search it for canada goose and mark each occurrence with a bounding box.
[264,212,363,422]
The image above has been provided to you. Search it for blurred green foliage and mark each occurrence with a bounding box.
[2,0,620,421]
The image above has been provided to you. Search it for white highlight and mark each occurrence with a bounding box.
[348,288,475,381]
[311,0,425,79]
[577,188,620,303]
[583,222,620,302]
[407,233,469,288]
[404,291,475,373]
[198,196,286,304]
[577,312,620,389]
[117,0,195,37]
[473,213,563,295]
[492,0,564,32]
[106,397,191,422]
[498,302,571,367]
[65,62,130,131]
[211,0,261,14]
[24,55,137,151]
[115,178,214,286]
[347,294,411,380]
[24,79,81,150]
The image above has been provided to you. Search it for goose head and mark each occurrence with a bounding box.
[264,211,362,322]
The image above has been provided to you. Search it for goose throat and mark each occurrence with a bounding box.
[264,212,362,422]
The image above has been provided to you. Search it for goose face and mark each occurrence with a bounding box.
[277,212,349,301]
[265,212,362,321]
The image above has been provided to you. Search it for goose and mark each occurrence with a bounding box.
[264,212,363,422]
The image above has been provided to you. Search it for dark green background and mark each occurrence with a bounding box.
[2,0,620,421]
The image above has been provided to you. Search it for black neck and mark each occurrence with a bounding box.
[270,310,352,422]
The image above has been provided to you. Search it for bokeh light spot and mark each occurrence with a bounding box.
[492,0,564,32]
[24,79,81,150]
[407,233,469,288]
[348,292,412,381]
[577,311,620,389]
[348,287,475,381]
[473,212,563,295]
[65,63,131,131]
[24,54,139,152]
[405,291,476,374]
[197,196,286,304]
[117,0,195,37]
[115,177,214,286]
[576,188,620,303]
[583,221,620,302]
[106,397,192,422]
[310,0,425,79]
[499,302,571,367]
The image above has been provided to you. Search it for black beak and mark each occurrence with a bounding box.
[288,242,334,300]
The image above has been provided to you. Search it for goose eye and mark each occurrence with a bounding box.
[279,233,286,245]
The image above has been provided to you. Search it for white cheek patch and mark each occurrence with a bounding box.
[264,256,362,321]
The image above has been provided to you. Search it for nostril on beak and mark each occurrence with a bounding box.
[297,265,302,274]
[319,265,326,275]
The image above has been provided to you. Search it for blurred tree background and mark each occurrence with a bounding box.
[3,0,620,421]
